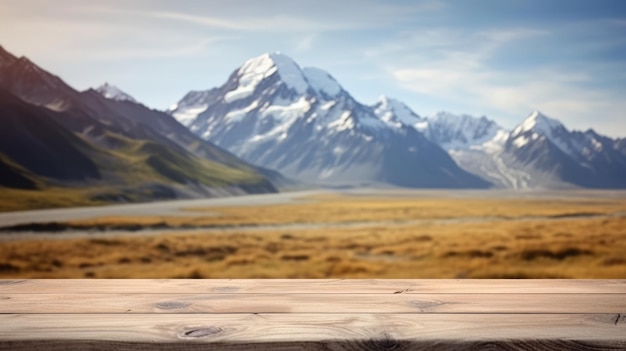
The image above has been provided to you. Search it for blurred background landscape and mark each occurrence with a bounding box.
[0,1,625,278]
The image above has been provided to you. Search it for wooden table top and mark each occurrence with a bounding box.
[0,279,625,350]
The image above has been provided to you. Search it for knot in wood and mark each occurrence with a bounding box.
[409,299,444,311]
[181,326,222,338]
[156,301,189,310]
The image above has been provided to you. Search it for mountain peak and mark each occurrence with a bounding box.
[239,52,297,74]
[513,110,565,136]
[225,52,308,103]
[373,96,423,126]
[226,52,345,103]
[95,82,137,103]
[240,52,308,93]
[376,95,400,106]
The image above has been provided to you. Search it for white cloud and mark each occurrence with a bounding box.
[376,25,626,136]
[391,60,626,134]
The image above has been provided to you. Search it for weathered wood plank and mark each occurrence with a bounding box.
[2,279,626,294]
[0,314,624,351]
[1,293,625,314]
[2,280,625,349]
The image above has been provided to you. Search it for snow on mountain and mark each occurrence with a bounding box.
[302,67,342,97]
[95,83,137,103]
[511,111,563,136]
[168,52,490,188]
[418,110,626,189]
[401,111,523,189]
[372,96,425,128]
[504,111,626,188]
[167,89,217,127]
[508,110,598,163]
[423,111,507,152]
[222,52,320,105]
[167,51,626,189]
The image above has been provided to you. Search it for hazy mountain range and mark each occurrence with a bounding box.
[1,45,625,209]
[169,52,626,189]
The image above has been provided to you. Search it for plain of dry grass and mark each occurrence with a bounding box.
[61,194,626,228]
[1,194,625,279]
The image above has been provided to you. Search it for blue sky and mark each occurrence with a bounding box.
[1,0,625,136]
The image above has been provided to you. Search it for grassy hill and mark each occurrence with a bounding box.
[0,45,281,212]
[0,89,275,212]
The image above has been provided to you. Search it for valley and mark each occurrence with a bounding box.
[1,189,625,279]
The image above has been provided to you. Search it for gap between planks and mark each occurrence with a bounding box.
[2,279,626,294]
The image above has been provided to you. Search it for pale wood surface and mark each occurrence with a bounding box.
[1,279,625,350]
[2,293,625,314]
[1,314,624,341]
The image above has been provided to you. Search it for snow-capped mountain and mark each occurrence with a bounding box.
[372,96,426,129]
[95,82,137,103]
[372,104,626,189]
[508,111,579,157]
[169,52,490,188]
[504,111,626,188]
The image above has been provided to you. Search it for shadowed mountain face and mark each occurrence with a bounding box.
[0,89,101,182]
[0,45,278,198]
[0,154,37,190]
[169,53,490,189]
[0,46,17,67]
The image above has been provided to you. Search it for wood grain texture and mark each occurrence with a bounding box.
[0,314,625,342]
[1,293,625,314]
[2,279,626,294]
[1,280,625,350]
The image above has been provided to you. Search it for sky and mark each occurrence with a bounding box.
[1,0,626,136]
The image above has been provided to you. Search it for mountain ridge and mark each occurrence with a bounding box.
[169,51,626,189]
[169,52,490,189]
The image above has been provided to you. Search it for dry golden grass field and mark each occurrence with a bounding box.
[1,192,625,278]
